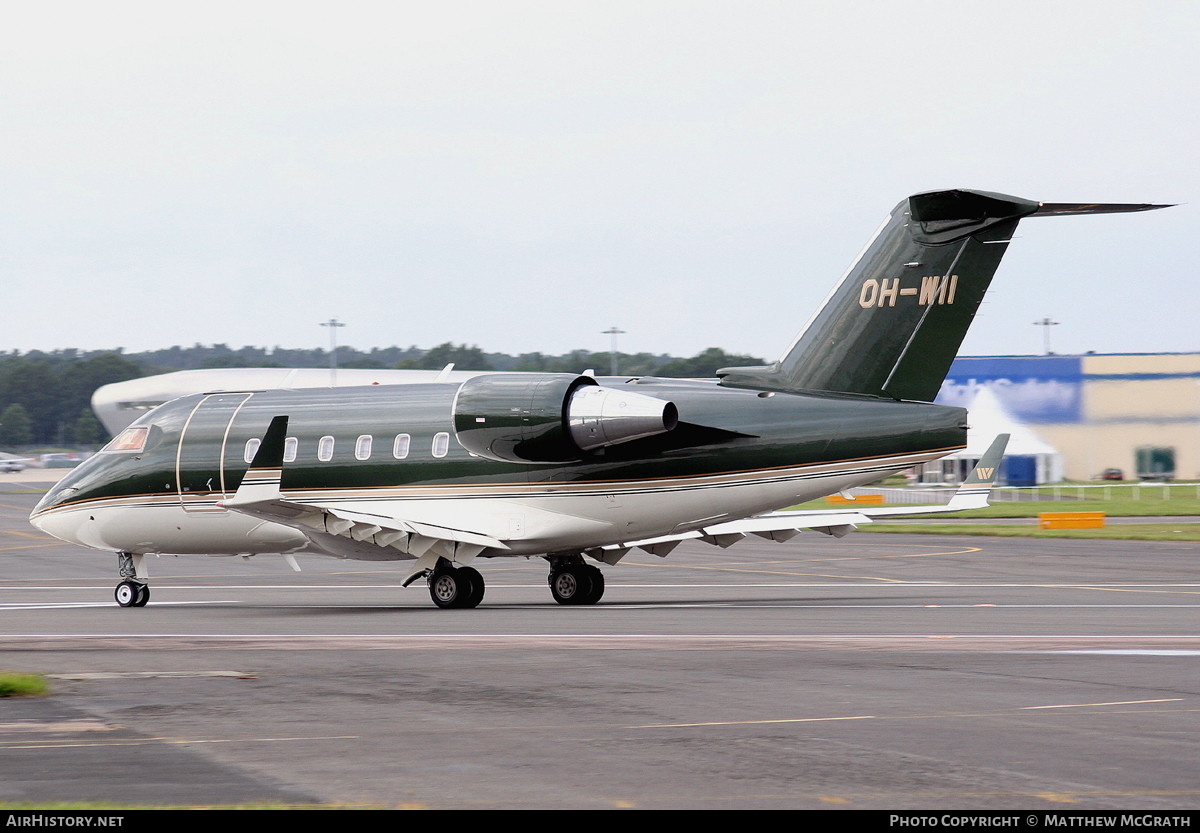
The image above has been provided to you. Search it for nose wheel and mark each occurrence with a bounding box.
[114,552,149,607]
[115,580,149,608]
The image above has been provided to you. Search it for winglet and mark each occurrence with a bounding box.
[944,433,1009,510]
[222,415,289,508]
[963,433,1009,486]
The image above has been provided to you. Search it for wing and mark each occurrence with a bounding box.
[588,434,1010,564]
[225,416,1008,574]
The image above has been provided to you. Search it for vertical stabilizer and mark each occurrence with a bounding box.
[717,190,1168,402]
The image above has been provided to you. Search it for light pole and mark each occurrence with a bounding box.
[602,326,626,376]
[1033,317,1059,355]
[320,318,346,386]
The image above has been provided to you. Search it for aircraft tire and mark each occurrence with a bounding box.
[458,566,485,608]
[133,584,150,607]
[114,581,140,608]
[550,566,593,606]
[582,565,604,604]
[429,567,479,610]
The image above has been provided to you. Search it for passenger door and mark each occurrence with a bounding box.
[176,393,254,512]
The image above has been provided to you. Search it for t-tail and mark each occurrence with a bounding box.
[718,189,1170,401]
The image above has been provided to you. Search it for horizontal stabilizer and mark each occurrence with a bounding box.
[718,189,1170,402]
[1033,202,1173,216]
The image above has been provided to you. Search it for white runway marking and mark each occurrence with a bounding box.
[47,671,253,680]
[5,582,1200,591]
[0,602,113,610]
[1050,649,1200,656]
[0,601,233,610]
[1021,699,1185,710]
[3,633,1200,653]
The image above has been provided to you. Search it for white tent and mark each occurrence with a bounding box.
[924,386,1063,485]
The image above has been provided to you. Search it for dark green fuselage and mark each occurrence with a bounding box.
[43,377,965,519]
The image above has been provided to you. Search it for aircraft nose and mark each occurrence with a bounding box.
[31,480,78,516]
[28,457,104,547]
[29,484,82,541]
[29,505,62,536]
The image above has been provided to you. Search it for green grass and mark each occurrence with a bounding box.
[865,522,1200,541]
[935,482,1200,519]
[795,482,1200,539]
[0,672,48,698]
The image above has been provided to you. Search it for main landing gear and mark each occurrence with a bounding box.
[114,552,149,608]
[547,555,605,606]
[422,555,606,608]
[427,561,485,609]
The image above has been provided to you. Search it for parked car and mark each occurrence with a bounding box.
[1099,468,1124,481]
[39,453,83,468]
[0,455,27,473]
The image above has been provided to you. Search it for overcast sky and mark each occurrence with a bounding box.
[2,1,1196,362]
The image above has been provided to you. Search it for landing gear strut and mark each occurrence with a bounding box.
[427,560,485,609]
[547,555,605,605]
[115,552,149,608]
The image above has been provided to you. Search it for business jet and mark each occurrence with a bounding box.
[30,189,1166,609]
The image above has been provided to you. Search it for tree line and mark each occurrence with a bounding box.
[0,344,763,448]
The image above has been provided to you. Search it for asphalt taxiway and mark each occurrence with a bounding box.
[1,488,1199,809]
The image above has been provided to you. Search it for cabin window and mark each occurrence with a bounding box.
[243,438,261,463]
[284,437,298,463]
[432,432,450,458]
[318,435,335,461]
[355,435,373,460]
[392,433,411,459]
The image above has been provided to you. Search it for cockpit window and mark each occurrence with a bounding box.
[105,426,148,453]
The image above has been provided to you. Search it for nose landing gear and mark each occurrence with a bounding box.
[114,552,149,608]
[115,580,149,607]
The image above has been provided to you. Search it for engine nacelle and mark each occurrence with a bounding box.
[453,373,678,463]
[565,384,680,451]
